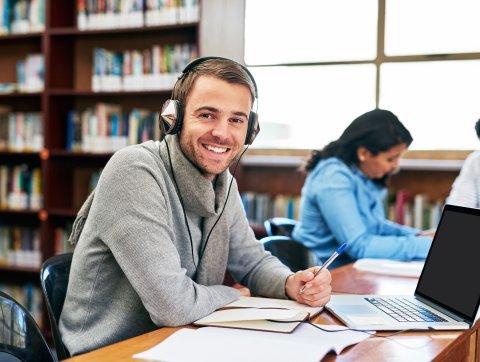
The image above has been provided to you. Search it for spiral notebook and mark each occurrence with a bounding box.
[193,297,323,333]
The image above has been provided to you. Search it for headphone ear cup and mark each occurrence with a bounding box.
[245,111,260,145]
[160,100,183,136]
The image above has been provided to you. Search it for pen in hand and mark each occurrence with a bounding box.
[299,243,348,294]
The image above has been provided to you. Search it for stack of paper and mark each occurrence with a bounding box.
[354,258,425,277]
[194,308,306,333]
[133,323,372,362]
[225,296,323,317]
[193,297,323,333]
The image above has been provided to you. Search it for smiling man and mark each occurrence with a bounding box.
[59,57,332,356]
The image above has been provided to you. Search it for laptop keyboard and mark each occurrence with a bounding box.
[364,297,448,323]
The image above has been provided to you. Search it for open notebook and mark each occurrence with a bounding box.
[193,296,323,333]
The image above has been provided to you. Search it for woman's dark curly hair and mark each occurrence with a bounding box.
[303,109,413,178]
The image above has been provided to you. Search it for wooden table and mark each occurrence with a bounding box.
[66,264,479,361]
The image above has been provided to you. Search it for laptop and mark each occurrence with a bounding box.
[326,204,480,330]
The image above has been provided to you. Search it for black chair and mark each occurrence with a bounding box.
[264,217,298,237]
[261,236,317,272]
[40,253,73,361]
[0,290,56,362]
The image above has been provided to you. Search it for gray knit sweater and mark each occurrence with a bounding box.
[59,135,293,355]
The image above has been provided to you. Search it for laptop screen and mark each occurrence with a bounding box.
[415,204,480,323]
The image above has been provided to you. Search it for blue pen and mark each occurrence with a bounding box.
[299,243,348,293]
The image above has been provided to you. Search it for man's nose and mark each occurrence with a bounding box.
[211,119,229,139]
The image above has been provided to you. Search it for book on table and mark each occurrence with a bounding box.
[193,296,323,333]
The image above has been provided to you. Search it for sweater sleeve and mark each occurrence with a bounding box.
[378,219,419,236]
[315,166,432,260]
[93,148,240,327]
[226,182,293,298]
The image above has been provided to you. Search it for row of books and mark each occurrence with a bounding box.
[66,104,160,152]
[0,283,43,327]
[92,43,197,91]
[0,53,44,94]
[17,53,44,92]
[0,165,42,210]
[77,0,199,30]
[0,109,43,151]
[0,226,41,268]
[241,192,301,225]
[0,0,44,35]
[54,223,74,255]
[387,190,443,230]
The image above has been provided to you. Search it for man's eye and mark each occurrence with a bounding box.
[199,113,214,119]
[231,118,244,124]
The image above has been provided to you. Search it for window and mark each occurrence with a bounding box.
[385,0,480,56]
[380,60,480,150]
[245,0,377,64]
[245,0,480,150]
[250,65,376,149]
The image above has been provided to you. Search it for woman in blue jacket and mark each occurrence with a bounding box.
[292,109,432,268]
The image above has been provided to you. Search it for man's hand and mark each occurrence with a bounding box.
[285,267,331,307]
[232,283,251,297]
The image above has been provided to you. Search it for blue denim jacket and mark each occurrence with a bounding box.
[292,157,432,268]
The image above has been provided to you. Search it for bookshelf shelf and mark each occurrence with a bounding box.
[0,150,40,157]
[49,89,171,97]
[241,155,465,171]
[0,209,40,217]
[49,23,198,36]
[0,265,40,274]
[49,150,113,160]
[0,92,42,99]
[0,32,43,41]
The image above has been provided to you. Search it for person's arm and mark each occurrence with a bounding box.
[93,148,240,327]
[315,168,431,260]
[226,186,293,299]
[378,218,419,236]
[447,153,480,208]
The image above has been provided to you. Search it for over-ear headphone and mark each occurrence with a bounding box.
[160,56,260,145]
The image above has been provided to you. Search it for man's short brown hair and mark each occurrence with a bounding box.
[171,58,256,106]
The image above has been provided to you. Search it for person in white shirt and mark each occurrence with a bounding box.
[447,120,480,208]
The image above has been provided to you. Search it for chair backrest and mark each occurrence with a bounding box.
[264,218,298,237]
[260,236,317,272]
[0,290,56,362]
[40,253,73,360]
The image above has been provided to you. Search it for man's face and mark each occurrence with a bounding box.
[179,75,252,180]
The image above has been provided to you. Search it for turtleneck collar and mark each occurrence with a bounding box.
[159,135,230,218]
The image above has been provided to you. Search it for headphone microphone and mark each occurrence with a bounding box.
[161,57,260,271]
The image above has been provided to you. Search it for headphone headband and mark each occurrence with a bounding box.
[178,56,258,99]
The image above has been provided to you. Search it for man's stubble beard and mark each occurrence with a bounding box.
[179,132,242,178]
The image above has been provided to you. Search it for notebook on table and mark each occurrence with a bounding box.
[326,204,480,331]
[193,296,323,333]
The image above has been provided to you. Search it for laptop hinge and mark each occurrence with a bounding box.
[415,295,470,325]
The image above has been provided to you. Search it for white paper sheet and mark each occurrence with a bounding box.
[354,258,425,277]
[225,296,323,316]
[133,323,372,362]
[194,308,297,324]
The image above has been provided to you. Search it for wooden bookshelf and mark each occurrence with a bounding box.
[235,152,463,238]
[0,0,200,336]
[236,153,462,201]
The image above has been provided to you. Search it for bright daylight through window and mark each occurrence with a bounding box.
[245,0,480,150]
